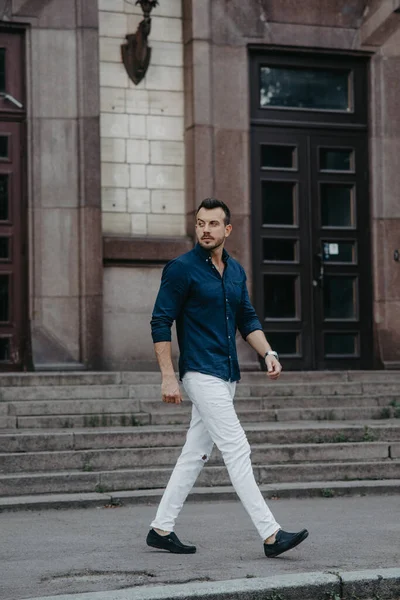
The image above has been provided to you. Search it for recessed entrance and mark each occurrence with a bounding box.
[250,51,372,370]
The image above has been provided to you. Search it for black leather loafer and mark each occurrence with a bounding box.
[264,528,309,558]
[146,529,197,554]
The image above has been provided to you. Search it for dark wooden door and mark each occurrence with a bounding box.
[252,128,373,370]
[0,30,27,370]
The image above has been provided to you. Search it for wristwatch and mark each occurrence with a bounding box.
[264,350,279,361]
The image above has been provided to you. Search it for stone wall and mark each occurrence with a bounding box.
[99,0,185,237]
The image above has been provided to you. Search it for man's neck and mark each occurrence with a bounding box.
[210,245,225,266]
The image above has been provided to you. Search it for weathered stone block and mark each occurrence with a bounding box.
[102,212,131,234]
[101,188,127,213]
[144,65,183,92]
[149,91,184,115]
[100,87,126,114]
[151,190,185,214]
[147,116,184,140]
[147,214,185,235]
[146,165,184,189]
[130,164,146,188]
[101,138,126,163]
[150,140,184,165]
[127,189,151,213]
[126,140,150,164]
[101,113,129,138]
[99,11,127,37]
[125,89,149,114]
[131,214,148,235]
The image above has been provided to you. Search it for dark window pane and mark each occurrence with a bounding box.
[263,238,297,262]
[324,276,357,320]
[260,66,350,111]
[0,274,9,321]
[0,48,5,93]
[266,332,300,355]
[261,145,296,169]
[325,333,357,356]
[0,174,9,220]
[264,275,298,319]
[321,184,354,228]
[262,181,296,226]
[0,237,9,259]
[320,148,353,171]
[322,241,356,263]
[0,136,8,158]
[0,337,10,360]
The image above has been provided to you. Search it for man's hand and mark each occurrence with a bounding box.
[265,355,282,380]
[161,375,183,404]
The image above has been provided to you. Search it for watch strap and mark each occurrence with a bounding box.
[264,350,279,360]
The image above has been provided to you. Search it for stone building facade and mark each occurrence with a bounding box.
[0,0,399,372]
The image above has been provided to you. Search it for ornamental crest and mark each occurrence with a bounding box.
[121,0,159,86]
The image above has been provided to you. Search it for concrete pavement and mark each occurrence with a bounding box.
[1,495,400,600]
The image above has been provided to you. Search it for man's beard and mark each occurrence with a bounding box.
[198,235,225,251]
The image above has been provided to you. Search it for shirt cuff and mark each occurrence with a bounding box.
[151,328,172,343]
[240,323,263,340]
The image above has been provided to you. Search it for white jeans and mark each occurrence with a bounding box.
[151,371,280,540]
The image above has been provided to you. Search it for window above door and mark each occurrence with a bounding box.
[250,50,369,127]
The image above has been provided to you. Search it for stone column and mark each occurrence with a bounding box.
[15,0,103,369]
[369,29,400,367]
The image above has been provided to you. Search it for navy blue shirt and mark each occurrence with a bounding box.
[150,243,263,382]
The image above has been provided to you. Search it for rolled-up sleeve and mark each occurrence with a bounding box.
[151,259,190,343]
[236,275,263,340]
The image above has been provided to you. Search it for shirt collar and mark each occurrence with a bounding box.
[194,243,230,263]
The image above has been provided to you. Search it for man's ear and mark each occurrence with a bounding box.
[225,224,233,237]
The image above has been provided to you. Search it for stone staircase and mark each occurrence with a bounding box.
[0,371,400,510]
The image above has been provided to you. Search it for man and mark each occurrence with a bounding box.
[147,198,308,558]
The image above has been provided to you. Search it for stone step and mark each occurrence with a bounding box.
[12,412,151,429]
[0,373,123,387]
[140,395,398,411]
[0,385,132,401]
[0,441,395,474]
[2,479,400,512]
[1,421,399,452]
[0,459,399,496]
[1,381,400,402]
[1,395,397,420]
[6,404,399,429]
[4,398,142,416]
[1,370,400,388]
[240,371,400,383]
[150,406,398,425]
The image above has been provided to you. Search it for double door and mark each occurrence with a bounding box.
[252,128,373,370]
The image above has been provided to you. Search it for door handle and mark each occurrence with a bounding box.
[0,92,23,109]
[313,252,324,289]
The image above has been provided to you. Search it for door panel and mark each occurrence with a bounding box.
[0,120,26,368]
[310,133,372,369]
[252,128,372,370]
[0,30,27,370]
[252,128,314,369]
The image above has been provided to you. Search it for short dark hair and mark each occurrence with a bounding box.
[196,198,231,226]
